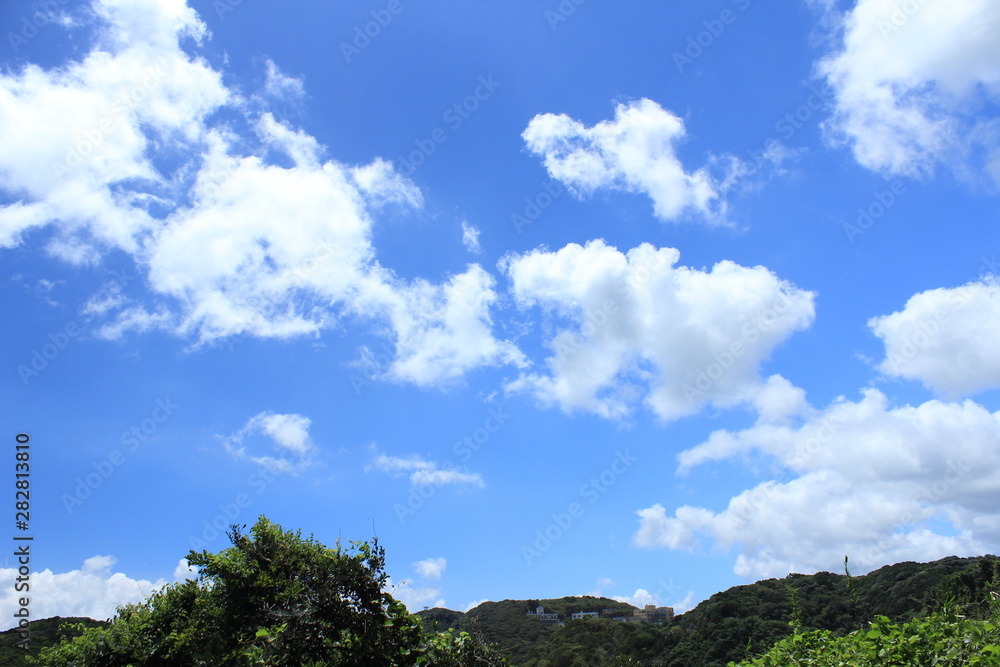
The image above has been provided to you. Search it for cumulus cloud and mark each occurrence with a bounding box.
[390,558,449,611]
[368,453,484,488]
[0,555,168,630]
[0,0,518,388]
[222,411,315,472]
[173,558,197,580]
[522,98,772,224]
[869,277,1000,396]
[366,265,527,387]
[635,388,1000,580]
[0,0,225,254]
[613,588,657,607]
[390,579,445,612]
[501,240,815,421]
[816,0,1000,183]
[413,557,447,581]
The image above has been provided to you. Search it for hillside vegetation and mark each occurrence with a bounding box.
[0,617,104,667]
[416,554,1000,666]
[5,516,997,666]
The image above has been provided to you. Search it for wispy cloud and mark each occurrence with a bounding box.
[221,411,316,472]
[368,453,484,488]
[461,220,481,254]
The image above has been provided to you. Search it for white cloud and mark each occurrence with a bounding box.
[391,557,450,611]
[591,576,616,594]
[463,598,489,612]
[262,58,305,102]
[0,555,168,630]
[141,125,401,344]
[369,453,484,488]
[222,411,315,472]
[366,265,527,387]
[869,278,1000,396]
[671,592,697,614]
[461,220,481,254]
[523,98,756,224]
[0,0,518,388]
[0,0,226,254]
[254,412,313,455]
[816,0,1000,183]
[351,158,423,209]
[501,240,815,421]
[173,558,197,580]
[413,557,447,581]
[613,588,657,607]
[390,578,445,612]
[636,388,1000,580]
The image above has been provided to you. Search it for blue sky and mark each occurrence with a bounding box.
[2,0,1000,624]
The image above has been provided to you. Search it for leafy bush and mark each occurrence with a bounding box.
[732,600,1000,666]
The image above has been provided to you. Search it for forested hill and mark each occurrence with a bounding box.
[2,554,997,666]
[0,616,105,666]
[417,554,1000,666]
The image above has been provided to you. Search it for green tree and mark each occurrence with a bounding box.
[34,517,505,666]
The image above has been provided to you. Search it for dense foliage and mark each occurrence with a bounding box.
[31,517,505,666]
[731,556,1000,666]
[732,602,1000,666]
